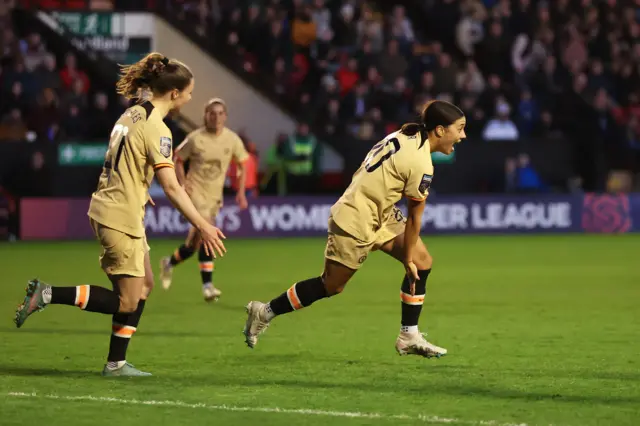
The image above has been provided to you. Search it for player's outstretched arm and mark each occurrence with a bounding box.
[403,197,426,293]
[155,167,226,258]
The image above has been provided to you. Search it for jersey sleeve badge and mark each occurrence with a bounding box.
[419,174,433,195]
[160,136,172,158]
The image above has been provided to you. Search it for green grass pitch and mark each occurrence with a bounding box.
[1,235,639,426]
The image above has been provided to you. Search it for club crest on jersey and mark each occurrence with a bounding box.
[419,174,433,195]
[160,136,172,158]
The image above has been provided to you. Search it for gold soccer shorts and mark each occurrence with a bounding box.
[324,212,406,270]
[90,219,147,277]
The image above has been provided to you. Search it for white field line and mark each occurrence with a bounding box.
[5,391,536,426]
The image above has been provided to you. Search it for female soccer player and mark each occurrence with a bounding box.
[159,98,249,302]
[244,100,466,358]
[14,53,227,376]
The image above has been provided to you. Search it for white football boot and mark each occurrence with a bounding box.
[243,301,272,348]
[395,332,447,358]
[159,257,173,290]
[203,283,221,302]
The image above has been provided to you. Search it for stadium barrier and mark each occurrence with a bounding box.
[19,194,637,240]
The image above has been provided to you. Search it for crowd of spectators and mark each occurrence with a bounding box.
[173,0,640,180]
[2,0,640,194]
[0,0,121,141]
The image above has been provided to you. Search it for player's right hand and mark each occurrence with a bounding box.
[199,223,226,258]
[404,261,419,295]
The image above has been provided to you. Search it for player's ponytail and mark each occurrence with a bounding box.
[116,52,193,100]
[400,100,464,136]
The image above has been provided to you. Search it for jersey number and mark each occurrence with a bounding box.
[104,124,129,172]
[364,137,401,172]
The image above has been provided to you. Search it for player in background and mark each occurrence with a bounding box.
[244,100,466,358]
[14,53,227,376]
[159,98,249,302]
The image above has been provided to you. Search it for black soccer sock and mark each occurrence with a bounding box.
[198,246,213,286]
[268,277,328,316]
[108,299,146,362]
[400,269,431,331]
[169,244,195,266]
[49,285,120,314]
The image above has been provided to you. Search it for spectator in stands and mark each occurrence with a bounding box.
[5,60,36,98]
[61,103,87,140]
[0,108,27,141]
[456,0,486,57]
[515,153,544,193]
[292,5,316,52]
[504,157,517,193]
[377,39,407,85]
[388,5,415,48]
[356,4,383,52]
[21,32,48,72]
[533,110,561,139]
[59,52,89,93]
[333,4,357,49]
[457,59,485,96]
[516,89,538,136]
[62,78,88,110]
[335,57,359,97]
[1,81,28,118]
[483,100,519,141]
[1,27,21,65]
[87,92,114,140]
[28,87,60,143]
[311,0,331,39]
[477,19,510,77]
[342,82,370,122]
[33,53,60,93]
[317,97,342,137]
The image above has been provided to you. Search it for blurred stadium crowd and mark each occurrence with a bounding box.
[1,0,639,195]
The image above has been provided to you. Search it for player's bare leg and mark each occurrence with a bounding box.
[103,251,155,377]
[380,235,447,358]
[14,277,136,328]
[160,227,198,290]
[244,259,355,348]
[14,269,151,375]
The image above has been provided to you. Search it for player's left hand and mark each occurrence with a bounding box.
[404,261,419,295]
[148,196,155,206]
[236,192,248,210]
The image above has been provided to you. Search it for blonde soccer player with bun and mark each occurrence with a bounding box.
[14,53,227,376]
[244,100,466,358]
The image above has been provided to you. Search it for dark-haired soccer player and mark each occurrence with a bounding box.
[14,52,227,376]
[159,98,248,302]
[244,100,466,358]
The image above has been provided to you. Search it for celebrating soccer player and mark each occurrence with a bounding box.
[244,100,466,358]
[14,53,227,376]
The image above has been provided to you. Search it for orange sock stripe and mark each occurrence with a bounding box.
[173,249,182,262]
[287,285,303,310]
[199,261,214,272]
[400,291,425,305]
[112,324,137,339]
[75,285,90,309]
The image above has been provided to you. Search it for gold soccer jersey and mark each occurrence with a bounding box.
[175,126,248,203]
[331,130,434,242]
[88,102,174,237]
